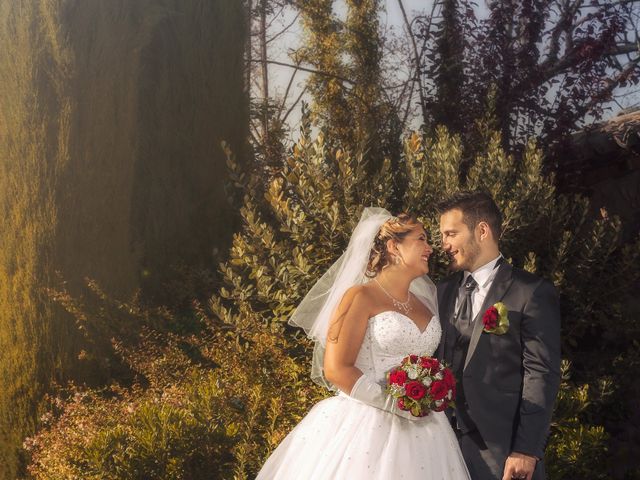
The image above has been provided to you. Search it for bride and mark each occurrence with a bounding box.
[256,208,470,479]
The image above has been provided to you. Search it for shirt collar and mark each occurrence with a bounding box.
[464,254,503,289]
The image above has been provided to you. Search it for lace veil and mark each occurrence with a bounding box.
[289,207,438,390]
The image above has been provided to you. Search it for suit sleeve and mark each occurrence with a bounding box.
[512,279,561,458]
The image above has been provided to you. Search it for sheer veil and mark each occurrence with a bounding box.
[289,207,438,391]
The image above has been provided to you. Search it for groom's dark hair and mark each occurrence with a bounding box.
[436,191,502,240]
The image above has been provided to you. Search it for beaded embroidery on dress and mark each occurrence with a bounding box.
[256,311,471,479]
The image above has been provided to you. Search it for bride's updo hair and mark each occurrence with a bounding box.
[366,213,421,277]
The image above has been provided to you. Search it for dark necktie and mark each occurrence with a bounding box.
[458,275,477,327]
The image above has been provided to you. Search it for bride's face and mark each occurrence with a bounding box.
[394,225,433,275]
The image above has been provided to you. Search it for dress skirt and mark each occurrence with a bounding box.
[256,393,470,479]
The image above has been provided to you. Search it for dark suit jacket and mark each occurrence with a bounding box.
[436,262,561,461]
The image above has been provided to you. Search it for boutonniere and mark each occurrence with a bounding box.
[482,302,509,334]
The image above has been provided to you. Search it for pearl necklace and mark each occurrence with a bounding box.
[374,278,412,314]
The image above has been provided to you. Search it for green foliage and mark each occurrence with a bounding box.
[219,123,394,324]
[26,124,640,479]
[216,123,640,479]
[295,0,401,175]
[25,354,237,478]
[430,0,466,135]
[24,283,325,479]
[546,361,612,480]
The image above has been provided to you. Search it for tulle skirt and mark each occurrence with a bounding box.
[256,393,470,479]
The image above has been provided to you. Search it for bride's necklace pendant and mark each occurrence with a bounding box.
[392,297,412,315]
[374,278,412,314]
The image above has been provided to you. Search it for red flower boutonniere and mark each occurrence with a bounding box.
[482,302,509,334]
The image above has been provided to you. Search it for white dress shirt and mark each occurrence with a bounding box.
[456,254,503,322]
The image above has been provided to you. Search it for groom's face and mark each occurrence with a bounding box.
[439,209,481,272]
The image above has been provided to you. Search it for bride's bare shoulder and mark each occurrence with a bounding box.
[343,282,377,301]
[334,283,377,317]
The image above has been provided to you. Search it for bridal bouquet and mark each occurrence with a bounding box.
[386,355,456,417]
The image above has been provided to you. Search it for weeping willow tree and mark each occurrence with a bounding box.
[0,1,247,477]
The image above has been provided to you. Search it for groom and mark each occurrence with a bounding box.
[435,191,561,480]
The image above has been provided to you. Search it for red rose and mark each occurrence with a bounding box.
[389,369,408,386]
[405,381,427,400]
[420,357,440,371]
[434,402,448,412]
[429,380,449,401]
[482,306,499,330]
[443,368,456,388]
[409,354,419,364]
[397,398,409,411]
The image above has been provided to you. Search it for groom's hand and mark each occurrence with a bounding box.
[502,452,537,480]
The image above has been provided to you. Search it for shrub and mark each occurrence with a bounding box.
[26,124,640,479]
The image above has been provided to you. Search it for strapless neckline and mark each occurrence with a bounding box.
[369,310,438,335]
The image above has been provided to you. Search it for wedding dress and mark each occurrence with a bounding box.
[256,310,471,479]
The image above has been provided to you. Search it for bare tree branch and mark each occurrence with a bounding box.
[266,12,300,45]
[282,85,308,124]
[397,0,431,125]
[246,0,254,94]
[278,62,301,119]
[260,0,270,146]
[251,58,356,85]
[582,55,640,112]
[265,4,287,31]
[538,35,639,88]
[603,42,640,57]
[400,66,417,130]
[588,0,640,7]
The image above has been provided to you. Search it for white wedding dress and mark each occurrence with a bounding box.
[256,311,471,479]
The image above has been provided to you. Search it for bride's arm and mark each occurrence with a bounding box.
[324,285,417,421]
[323,285,371,393]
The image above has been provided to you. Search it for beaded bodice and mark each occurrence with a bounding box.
[354,311,441,384]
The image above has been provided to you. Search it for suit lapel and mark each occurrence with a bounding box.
[463,262,514,370]
[438,271,462,350]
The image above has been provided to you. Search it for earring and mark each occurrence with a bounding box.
[394,256,400,265]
